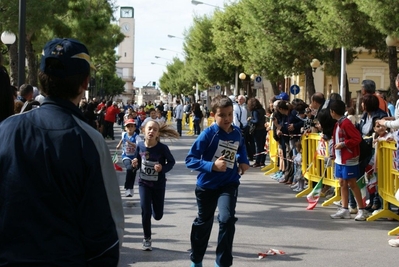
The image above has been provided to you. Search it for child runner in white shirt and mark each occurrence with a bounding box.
[116,119,142,197]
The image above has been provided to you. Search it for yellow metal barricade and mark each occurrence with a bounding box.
[182,114,187,130]
[366,141,399,233]
[262,130,278,174]
[187,116,194,136]
[295,133,340,205]
[207,117,214,127]
[166,111,172,124]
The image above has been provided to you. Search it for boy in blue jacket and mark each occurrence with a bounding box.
[186,95,250,267]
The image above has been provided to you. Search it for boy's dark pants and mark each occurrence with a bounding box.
[190,183,238,267]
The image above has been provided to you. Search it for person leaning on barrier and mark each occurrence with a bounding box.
[0,38,124,266]
[376,74,399,129]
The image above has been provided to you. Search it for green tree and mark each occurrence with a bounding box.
[184,14,234,90]
[354,0,399,97]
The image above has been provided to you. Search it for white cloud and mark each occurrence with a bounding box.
[115,0,227,88]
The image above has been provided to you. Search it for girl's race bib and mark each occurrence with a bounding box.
[140,158,158,181]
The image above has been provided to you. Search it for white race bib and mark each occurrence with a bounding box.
[212,140,239,169]
[125,143,136,156]
[140,159,158,181]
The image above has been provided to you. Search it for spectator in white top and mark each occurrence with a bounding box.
[174,99,184,136]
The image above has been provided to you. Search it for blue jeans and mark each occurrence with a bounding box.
[190,183,238,267]
[123,159,137,189]
[139,183,165,239]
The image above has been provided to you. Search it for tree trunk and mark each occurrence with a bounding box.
[305,67,315,103]
[9,42,18,86]
[271,82,279,95]
[388,46,398,103]
[26,35,38,87]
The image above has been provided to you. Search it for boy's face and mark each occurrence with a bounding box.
[150,111,157,118]
[125,124,136,134]
[214,106,233,132]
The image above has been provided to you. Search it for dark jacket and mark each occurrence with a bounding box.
[0,97,124,266]
[250,108,266,130]
[356,109,388,137]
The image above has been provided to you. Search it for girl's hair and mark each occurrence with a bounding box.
[362,94,379,113]
[277,100,291,111]
[144,120,179,141]
[211,95,233,113]
[347,107,355,115]
[247,97,263,111]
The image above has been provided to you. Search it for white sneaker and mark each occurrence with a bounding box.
[290,183,299,189]
[354,209,368,221]
[142,238,152,251]
[333,201,342,207]
[349,207,358,214]
[125,189,133,197]
[330,208,351,219]
[388,238,399,247]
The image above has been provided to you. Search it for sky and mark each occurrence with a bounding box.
[115,0,227,88]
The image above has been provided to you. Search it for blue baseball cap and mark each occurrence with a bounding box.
[275,92,289,101]
[40,38,94,77]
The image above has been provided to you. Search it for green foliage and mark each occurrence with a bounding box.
[159,58,195,95]
[183,14,235,87]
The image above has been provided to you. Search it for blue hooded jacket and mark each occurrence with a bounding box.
[185,123,249,189]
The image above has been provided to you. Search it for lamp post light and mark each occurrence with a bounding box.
[310,58,321,72]
[239,72,247,96]
[191,0,222,9]
[167,34,184,40]
[0,32,16,54]
[160,47,184,55]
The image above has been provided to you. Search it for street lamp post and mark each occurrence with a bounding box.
[239,72,247,97]
[310,58,320,72]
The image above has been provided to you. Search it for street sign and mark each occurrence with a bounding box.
[215,85,221,90]
[290,84,300,95]
[254,76,262,89]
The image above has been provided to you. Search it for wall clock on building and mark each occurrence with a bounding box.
[120,7,133,18]
[121,23,130,33]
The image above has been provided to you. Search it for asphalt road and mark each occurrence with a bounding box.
[106,123,397,267]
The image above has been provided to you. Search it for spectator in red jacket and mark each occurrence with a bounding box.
[104,101,121,140]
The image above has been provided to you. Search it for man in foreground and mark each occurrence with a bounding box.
[0,38,124,266]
